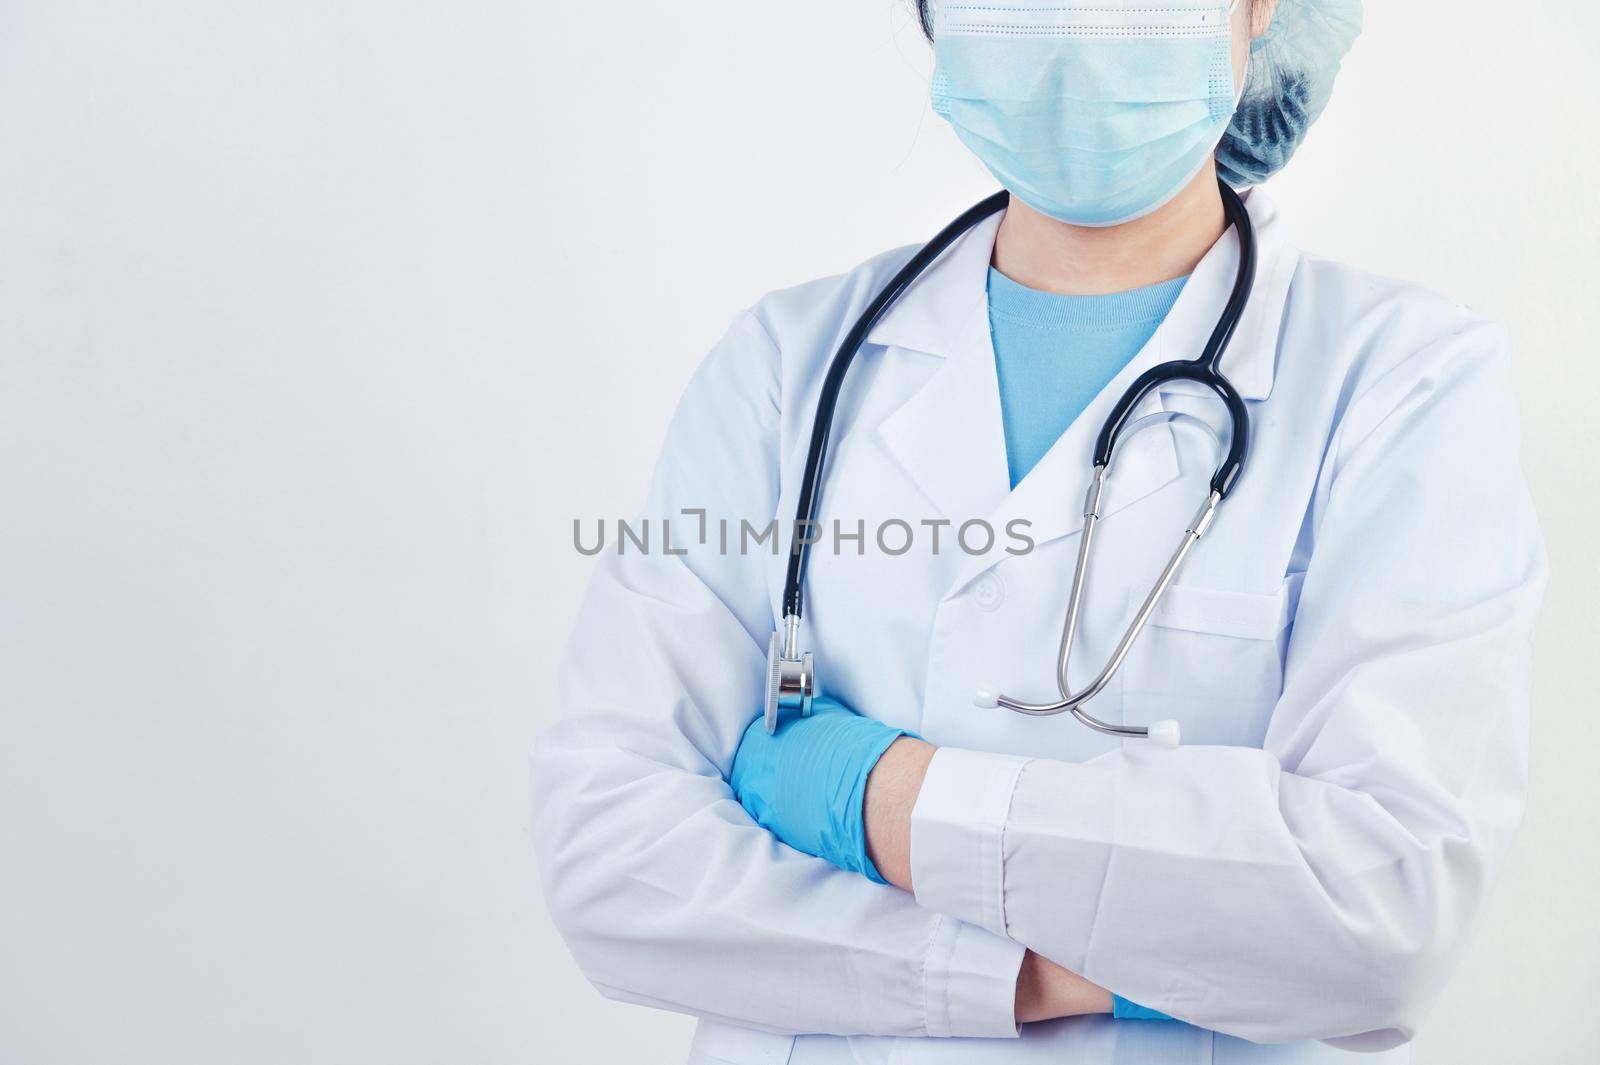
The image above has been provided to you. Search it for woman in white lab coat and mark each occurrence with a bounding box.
[531,2,1546,1063]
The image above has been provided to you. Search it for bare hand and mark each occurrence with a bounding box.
[1015,950,1114,1023]
[864,740,1113,1023]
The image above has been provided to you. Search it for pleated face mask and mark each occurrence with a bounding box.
[931,0,1246,227]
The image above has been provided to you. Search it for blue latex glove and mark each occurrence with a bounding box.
[1113,995,1175,1022]
[728,697,915,884]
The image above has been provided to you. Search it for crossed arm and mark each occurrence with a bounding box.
[865,736,1112,1024]
[535,312,1543,1046]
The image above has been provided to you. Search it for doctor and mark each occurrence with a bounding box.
[532,1,1546,1062]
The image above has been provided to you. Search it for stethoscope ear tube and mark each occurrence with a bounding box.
[982,183,1257,742]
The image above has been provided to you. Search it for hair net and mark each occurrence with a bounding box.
[1217,0,1364,187]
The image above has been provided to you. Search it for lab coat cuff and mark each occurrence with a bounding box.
[910,747,1031,938]
[921,915,1026,1039]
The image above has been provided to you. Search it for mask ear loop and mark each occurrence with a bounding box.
[1234,53,1252,111]
[1225,0,1254,149]
[1228,0,1254,103]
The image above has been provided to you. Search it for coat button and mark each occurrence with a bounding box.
[972,573,1004,612]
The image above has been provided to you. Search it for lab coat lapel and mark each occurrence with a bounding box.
[944,340,1182,598]
[874,214,1014,528]
[979,190,1296,559]
[873,189,1295,596]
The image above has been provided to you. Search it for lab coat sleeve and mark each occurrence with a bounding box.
[909,318,1547,1048]
[532,311,1024,1039]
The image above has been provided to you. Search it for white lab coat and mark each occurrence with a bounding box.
[531,190,1546,1065]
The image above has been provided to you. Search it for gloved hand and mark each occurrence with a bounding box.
[728,697,916,884]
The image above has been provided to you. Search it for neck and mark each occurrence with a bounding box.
[991,163,1229,296]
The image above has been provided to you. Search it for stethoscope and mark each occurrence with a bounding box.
[765,179,1257,750]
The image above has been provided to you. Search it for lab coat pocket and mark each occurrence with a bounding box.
[1121,577,1301,748]
[687,1020,795,1065]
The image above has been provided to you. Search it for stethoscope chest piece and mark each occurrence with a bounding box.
[764,622,815,734]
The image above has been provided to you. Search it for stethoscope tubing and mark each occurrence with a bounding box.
[1091,183,1256,497]
[781,190,1011,622]
[770,180,1257,746]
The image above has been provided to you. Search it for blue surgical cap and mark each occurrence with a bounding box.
[1217,0,1364,187]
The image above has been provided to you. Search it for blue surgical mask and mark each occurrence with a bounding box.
[931,0,1247,227]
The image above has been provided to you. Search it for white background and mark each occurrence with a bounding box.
[1,1,1596,1062]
